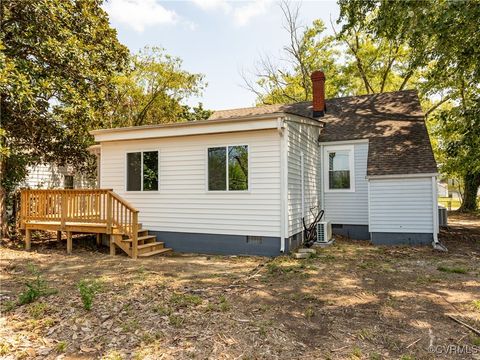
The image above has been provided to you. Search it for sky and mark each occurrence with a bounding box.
[103,0,340,110]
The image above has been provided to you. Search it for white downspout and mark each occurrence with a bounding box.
[431,175,447,251]
[319,144,324,212]
[278,118,287,253]
[301,152,305,242]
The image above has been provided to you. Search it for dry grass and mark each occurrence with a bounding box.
[0,212,479,359]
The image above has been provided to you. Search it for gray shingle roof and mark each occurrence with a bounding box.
[209,90,437,176]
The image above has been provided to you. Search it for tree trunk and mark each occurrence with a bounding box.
[0,158,6,239]
[0,190,6,238]
[459,173,480,212]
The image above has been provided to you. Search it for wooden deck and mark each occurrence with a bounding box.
[19,189,171,259]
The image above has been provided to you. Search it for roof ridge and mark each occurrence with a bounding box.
[211,89,418,113]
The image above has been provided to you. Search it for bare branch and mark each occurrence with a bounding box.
[425,95,452,118]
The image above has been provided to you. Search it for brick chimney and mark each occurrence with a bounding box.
[311,70,326,117]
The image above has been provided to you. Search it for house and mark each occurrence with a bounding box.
[22,144,101,190]
[22,163,96,190]
[88,71,438,256]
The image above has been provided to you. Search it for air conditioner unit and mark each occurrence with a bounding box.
[316,221,332,243]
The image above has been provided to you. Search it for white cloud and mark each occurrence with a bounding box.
[192,0,272,26]
[233,0,272,26]
[191,0,232,13]
[103,0,178,32]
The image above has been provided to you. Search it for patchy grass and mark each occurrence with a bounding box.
[471,336,480,346]
[304,305,315,319]
[437,265,468,274]
[152,304,172,316]
[169,293,202,308]
[27,302,48,319]
[0,214,479,359]
[1,300,16,313]
[55,341,68,353]
[168,314,184,327]
[471,300,480,312]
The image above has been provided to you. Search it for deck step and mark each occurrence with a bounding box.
[122,235,156,243]
[138,229,149,236]
[138,248,172,257]
[137,242,164,250]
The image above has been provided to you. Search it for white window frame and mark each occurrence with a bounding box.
[125,150,160,192]
[323,144,355,193]
[206,144,250,193]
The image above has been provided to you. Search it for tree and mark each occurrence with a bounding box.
[243,1,423,104]
[242,2,344,104]
[430,90,480,212]
[334,28,422,95]
[106,47,209,128]
[0,0,130,236]
[338,0,480,211]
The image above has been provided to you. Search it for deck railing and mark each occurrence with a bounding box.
[20,189,139,258]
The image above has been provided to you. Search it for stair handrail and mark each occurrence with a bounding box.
[19,188,140,260]
[106,190,139,259]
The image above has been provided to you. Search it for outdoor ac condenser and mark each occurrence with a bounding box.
[316,221,332,243]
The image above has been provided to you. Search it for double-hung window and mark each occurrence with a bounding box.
[64,175,74,189]
[208,145,248,191]
[126,151,158,191]
[324,145,354,192]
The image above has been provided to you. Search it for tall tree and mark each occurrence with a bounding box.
[242,2,343,104]
[0,0,130,235]
[106,47,209,128]
[243,1,423,104]
[338,0,480,211]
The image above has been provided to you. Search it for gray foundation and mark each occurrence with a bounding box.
[286,232,303,253]
[371,232,433,245]
[150,230,283,257]
[332,224,370,240]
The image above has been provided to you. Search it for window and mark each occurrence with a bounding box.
[324,146,354,191]
[126,151,158,191]
[208,145,248,191]
[64,175,74,189]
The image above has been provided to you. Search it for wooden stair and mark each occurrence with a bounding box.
[113,227,172,258]
[19,188,173,259]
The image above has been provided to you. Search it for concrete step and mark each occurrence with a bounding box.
[298,248,316,254]
[293,252,310,259]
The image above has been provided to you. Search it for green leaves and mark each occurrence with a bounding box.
[107,46,208,128]
[77,279,102,311]
[1,0,129,162]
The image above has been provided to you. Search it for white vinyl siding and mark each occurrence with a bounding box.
[369,177,434,233]
[286,121,322,237]
[23,164,94,189]
[323,142,369,225]
[100,129,281,237]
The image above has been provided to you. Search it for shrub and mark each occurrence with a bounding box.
[18,266,57,305]
[77,279,102,310]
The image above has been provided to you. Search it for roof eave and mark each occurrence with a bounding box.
[91,113,293,142]
[89,112,287,136]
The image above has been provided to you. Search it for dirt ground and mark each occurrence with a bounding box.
[1,212,479,359]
